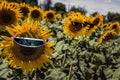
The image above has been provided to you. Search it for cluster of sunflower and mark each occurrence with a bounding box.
[63,11,103,38]
[98,21,120,44]
[63,11,120,44]
[0,1,56,73]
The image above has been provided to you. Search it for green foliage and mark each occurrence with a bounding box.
[105,12,120,22]
[53,2,66,14]
[8,0,38,6]
[90,12,99,16]
[69,6,87,15]
[42,0,52,10]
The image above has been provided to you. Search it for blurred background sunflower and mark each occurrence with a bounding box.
[85,14,103,36]
[29,6,43,21]
[101,23,109,28]
[0,1,22,31]
[0,19,55,73]
[20,3,32,19]
[43,10,56,21]
[98,30,117,44]
[92,14,103,27]
[109,22,120,33]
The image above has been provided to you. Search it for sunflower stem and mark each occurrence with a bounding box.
[62,54,66,67]
[26,76,29,80]
[50,62,55,68]
[34,72,37,80]
[91,55,95,63]
[67,65,72,80]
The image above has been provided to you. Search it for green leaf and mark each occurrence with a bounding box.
[112,67,120,79]
[104,67,113,79]
[55,41,64,51]
[45,68,66,80]
[0,63,8,70]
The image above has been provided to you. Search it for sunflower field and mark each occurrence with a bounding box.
[0,0,120,80]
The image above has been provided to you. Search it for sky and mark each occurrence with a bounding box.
[37,0,120,15]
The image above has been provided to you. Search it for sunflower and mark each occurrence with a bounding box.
[20,3,32,18]
[101,22,112,30]
[43,10,56,21]
[55,13,62,21]
[0,19,55,73]
[101,23,108,28]
[98,30,117,44]
[63,13,88,38]
[0,1,22,31]
[85,16,98,36]
[92,14,103,26]
[29,6,43,21]
[109,22,120,33]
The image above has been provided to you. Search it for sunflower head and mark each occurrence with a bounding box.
[43,10,56,21]
[102,23,108,28]
[0,19,55,73]
[29,6,43,21]
[0,9,15,25]
[63,13,88,38]
[109,22,120,33]
[20,3,32,18]
[92,14,103,26]
[98,30,117,44]
[0,1,22,30]
[101,22,112,30]
[85,14,103,36]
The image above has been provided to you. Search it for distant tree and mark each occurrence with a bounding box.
[53,2,66,14]
[69,6,87,15]
[105,12,120,22]
[43,0,52,10]
[28,0,38,6]
[90,12,99,16]
[8,0,38,6]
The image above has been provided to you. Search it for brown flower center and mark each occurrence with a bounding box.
[111,24,118,29]
[20,7,29,17]
[31,10,40,19]
[93,18,100,26]
[47,12,54,19]
[103,24,107,28]
[69,21,83,33]
[0,9,16,25]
